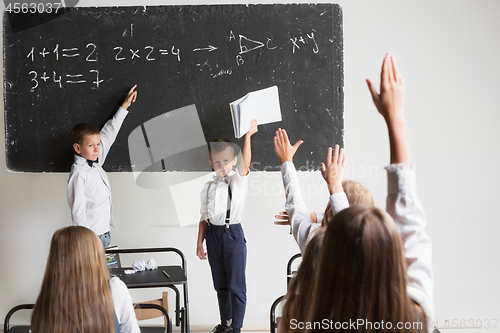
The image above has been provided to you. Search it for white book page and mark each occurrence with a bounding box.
[231,86,282,138]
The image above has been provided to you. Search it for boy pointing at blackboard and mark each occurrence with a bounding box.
[67,85,137,248]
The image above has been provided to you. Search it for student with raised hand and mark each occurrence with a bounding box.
[273,129,348,254]
[31,226,140,333]
[305,53,433,333]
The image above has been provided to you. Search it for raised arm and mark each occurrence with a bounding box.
[238,119,258,176]
[366,54,409,164]
[121,84,138,110]
[320,145,349,218]
[367,53,434,323]
[321,144,346,195]
[275,128,319,253]
[99,85,138,164]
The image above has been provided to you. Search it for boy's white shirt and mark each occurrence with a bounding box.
[280,161,434,326]
[200,168,248,225]
[67,107,128,235]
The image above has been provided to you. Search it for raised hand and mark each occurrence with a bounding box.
[320,144,346,195]
[121,84,138,110]
[273,128,303,165]
[366,53,404,123]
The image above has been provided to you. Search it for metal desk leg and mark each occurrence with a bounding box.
[166,285,181,327]
[184,282,190,333]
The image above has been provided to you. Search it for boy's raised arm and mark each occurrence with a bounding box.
[99,84,138,164]
[238,119,258,176]
[121,84,138,110]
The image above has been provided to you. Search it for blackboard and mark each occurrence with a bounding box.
[3,4,344,173]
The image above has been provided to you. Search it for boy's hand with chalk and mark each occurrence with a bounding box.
[120,84,138,110]
[273,128,303,165]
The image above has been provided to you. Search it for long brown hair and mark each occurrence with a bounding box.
[31,226,115,333]
[308,205,426,333]
[280,228,326,333]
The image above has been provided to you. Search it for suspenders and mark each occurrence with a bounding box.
[206,179,232,228]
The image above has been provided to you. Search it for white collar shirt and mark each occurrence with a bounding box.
[200,169,248,225]
[67,107,128,235]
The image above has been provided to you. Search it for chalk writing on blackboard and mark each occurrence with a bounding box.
[21,27,321,92]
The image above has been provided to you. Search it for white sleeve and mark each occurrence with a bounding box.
[109,277,140,333]
[99,107,129,164]
[314,211,324,224]
[281,161,317,254]
[67,171,88,228]
[329,192,350,215]
[200,182,210,222]
[385,163,434,324]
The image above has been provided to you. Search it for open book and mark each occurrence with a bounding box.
[230,86,282,138]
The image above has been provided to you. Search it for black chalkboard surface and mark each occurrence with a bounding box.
[3,4,343,173]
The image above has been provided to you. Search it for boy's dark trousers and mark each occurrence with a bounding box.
[206,223,247,331]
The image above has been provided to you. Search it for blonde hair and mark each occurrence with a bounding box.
[320,180,374,228]
[280,228,326,333]
[31,226,115,333]
[342,180,374,206]
[307,205,427,333]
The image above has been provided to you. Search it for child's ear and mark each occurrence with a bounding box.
[73,143,81,154]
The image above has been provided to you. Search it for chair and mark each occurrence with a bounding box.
[134,303,172,333]
[3,304,34,333]
[270,253,302,333]
[134,291,170,331]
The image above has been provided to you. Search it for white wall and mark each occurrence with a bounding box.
[1,0,499,330]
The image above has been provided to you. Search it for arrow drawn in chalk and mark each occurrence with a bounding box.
[193,45,218,52]
[239,35,265,54]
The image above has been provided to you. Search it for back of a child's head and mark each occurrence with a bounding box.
[70,123,100,145]
[280,228,326,333]
[307,205,427,332]
[32,226,115,333]
[320,180,374,228]
[342,180,374,206]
